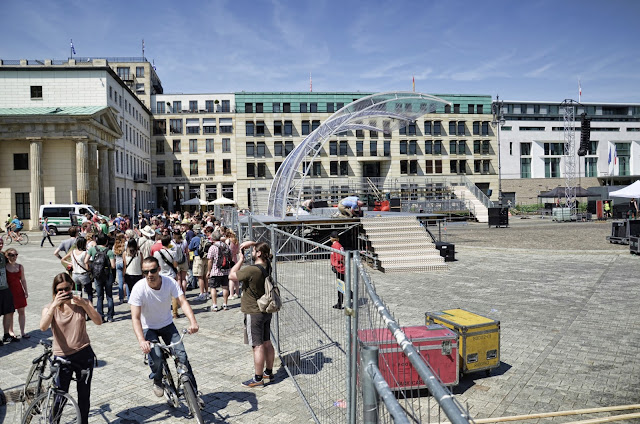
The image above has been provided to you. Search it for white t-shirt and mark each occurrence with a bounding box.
[128,276,183,330]
[154,248,176,278]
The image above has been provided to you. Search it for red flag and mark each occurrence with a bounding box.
[412,75,415,92]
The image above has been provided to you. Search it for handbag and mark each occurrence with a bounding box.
[254,265,282,313]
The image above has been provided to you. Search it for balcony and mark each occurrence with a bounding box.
[133,173,148,183]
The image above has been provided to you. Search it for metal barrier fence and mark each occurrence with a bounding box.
[242,217,473,424]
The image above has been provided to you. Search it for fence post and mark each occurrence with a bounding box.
[349,252,359,423]
[248,214,254,241]
[269,224,280,354]
[361,345,380,424]
[344,250,353,423]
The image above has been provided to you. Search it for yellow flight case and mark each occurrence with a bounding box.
[425,308,500,376]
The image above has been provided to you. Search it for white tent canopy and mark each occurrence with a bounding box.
[210,197,236,206]
[609,181,640,199]
[182,197,209,206]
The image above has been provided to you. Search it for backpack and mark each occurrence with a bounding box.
[174,243,186,264]
[214,241,234,270]
[254,265,282,313]
[91,247,111,280]
[198,236,212,259]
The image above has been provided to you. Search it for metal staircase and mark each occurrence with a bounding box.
[452,186,489,223]
[360,216,448,273]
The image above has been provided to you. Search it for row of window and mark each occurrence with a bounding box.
[157,159,231,177]
[156,100,232,114]
[239,102,487,115]
[156,138,233,154]
[518,141,631,157]
[108,85,149,129]
[504,104,640,116]
[520,157,631,178]
[153,119,233,135]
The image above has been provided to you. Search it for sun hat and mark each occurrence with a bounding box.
[141,225,155,238]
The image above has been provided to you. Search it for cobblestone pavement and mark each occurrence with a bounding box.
[1,218,639,423]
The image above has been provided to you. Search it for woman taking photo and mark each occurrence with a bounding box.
[40,273,101,424]
[5,247,29,340]
[63,237,93,302]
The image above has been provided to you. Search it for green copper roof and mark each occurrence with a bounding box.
[0,106,107,116]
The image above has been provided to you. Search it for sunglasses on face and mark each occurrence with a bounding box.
[56,286,72,293]
[7,253,17,258]
[142,267,159,275]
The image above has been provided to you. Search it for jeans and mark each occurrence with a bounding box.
[55,345,95,424]
[94,274,114,320]
[143,323,197,391]
[40,233,54,247]
[116,261,125,301]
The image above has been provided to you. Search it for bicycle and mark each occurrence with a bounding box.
[21,340,53,407]
[150,329,204,423]
[21,353,85,424]
[2,229,29,245]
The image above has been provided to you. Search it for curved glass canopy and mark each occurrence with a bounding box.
[267,91,451,218]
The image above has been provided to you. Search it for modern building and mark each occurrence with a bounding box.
[497,100,640,204]
[0,58,155,229]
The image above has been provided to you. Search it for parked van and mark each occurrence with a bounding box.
[39,204,106,235]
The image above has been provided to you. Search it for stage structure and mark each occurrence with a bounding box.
[561,99,579,217]
[267,92,452,218]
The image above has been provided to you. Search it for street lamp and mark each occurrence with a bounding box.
[492,95,505,206]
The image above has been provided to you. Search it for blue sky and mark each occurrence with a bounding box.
[2,0,639,102]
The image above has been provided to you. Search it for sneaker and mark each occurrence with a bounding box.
[3,334,18,343]
[262,372,274,385]
[211,305,218,312]
[229,294,238,300]
[241,377,264,388]
[222,304,228,311]
[195,293,205,301]
[197,392,205,409]
[152,383,164,397]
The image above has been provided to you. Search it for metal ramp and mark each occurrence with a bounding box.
[361,216,448,272]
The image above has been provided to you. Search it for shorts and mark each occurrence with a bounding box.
[177,260,189,273]
[72,272,92,287]
[192,256,205,277]
[208,275,229,289]
[244,313,272,347]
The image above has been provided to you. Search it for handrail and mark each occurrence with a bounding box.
[458,175,494,209]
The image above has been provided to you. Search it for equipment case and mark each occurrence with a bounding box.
[358,325,459,389]
[425,309,500,375]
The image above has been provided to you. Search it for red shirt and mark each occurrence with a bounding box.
[150,240,163,256]
[330,240,345,274]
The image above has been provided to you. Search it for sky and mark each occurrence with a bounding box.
[2,0,639,102]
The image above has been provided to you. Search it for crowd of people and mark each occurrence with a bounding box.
[0,209,277,423]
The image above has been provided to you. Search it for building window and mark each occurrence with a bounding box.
[400,160,408,174]
[474,160,481,174]
[223,159,231,175]
[449,121,456,135]
[330,161,338,175]
[313,162,322,176]
[457,122,465,136]
[425,140,433,154]
[408,123,416,135]
[473,122,480,135]
[172,140,181,153]
[356,130,365,138]
[370,130,378,138]
[521,158,531,178]
[257,163,266,177]
[206,159,215,175]
[30,86,43,99]
[477,105,483,114]
[312,120,320,131]
[172,101,181,112]
[545,158,561,178]
[302,121,310,135]
[410,160,418,174]
[156,161,166,177]
[482,140,490,155]
[256,121,265,136]
[189,139,197,153]
[246,163,255,178]
[173,160,182,176]
[454,104,460,113]
[520,142,531,156]
[458,141,466,155]
[587,140,598,155]
[245,103,253,113]
[154,140,165,155]
[450,160,457,174]
[433,121,441,135]
[274,121,282,136]
[283,103,291,113]
[256,103,263,113]
[206,139,214,153]
[339,161,349,176]
[206,100,214,112]
[136,66,144,77]
[169,119,183,134]
[272,103,281,113]
[450,141,457,155]
[221,100,230,112]
[189,101,198,112]
[543,143,564,156]
[434,140,442,155]
[275,162,282,173]
[481,121,489,136]
[284,120,292,136]
[256,142,266,157]
[424,121,431,135]
[327,103,334,113]
[356,140,363,156]
[337,102,344,110]
[339,141,348,156]
[274,141,283,157]
[425,160,433,174]
[384,140,390,157]
[585,157,598,177]
[117,67,130,80]
[445,105,451,113]
[285,141,294,156]
[153,120,166,135]
[370,140,377,156]
[310,103,318,113]
[190,160,198,176]
[222,138,231,153]
[15,193,30,219]
[468,104,474,114]
[203,125,216,134]
[329,141,337,155]
[13,153,28,170]
[300,103,307,113]
[435,160,442,174]
[409,140,417,155]
[483,160,490,174]
[246,142,255,157]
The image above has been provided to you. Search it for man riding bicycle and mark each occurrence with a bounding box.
[129,256,202,400]
[9,216,23,234]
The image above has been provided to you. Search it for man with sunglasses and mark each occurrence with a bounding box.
[128,257,201,400]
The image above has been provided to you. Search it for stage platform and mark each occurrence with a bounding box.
[239,210,444,226]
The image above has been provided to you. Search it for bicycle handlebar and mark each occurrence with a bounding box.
[149,329,189,350]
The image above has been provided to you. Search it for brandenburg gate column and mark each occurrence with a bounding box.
[29,139,43,228]
[88,141,99,209]
[108,149,116,215]
[98,146,110,214]
[76,140,90,205]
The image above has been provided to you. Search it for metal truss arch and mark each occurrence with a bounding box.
[267,92,452,218]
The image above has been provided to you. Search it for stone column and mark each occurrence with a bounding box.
[29,140,43,228]
[200,183,207,204]
[108,149,116,215]
[167,184,173,212]
[88,142,99,208]
[76,140,90,204]
[98,147,110,214]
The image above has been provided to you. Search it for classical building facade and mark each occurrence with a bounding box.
[497,100,640,203]
[0,59,154,228]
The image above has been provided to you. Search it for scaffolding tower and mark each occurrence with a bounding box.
[561,99,579,217]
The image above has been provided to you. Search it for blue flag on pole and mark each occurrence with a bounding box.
[70,39,76,55]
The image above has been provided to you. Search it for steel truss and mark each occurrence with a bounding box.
[267,92,451,218]
[561,99,579,217]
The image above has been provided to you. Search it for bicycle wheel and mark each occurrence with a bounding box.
[21,361,48,404]
[1,233,12,245]
[22,390,81,424]
[182,378,204,423]
[162,361,179,408]
[17,233,29,245]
